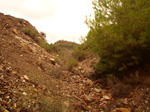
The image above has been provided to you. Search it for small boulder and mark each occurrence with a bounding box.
[24,75,30,81]
[13,29,18,34]
[103,95,111,100]
[50,58,56,65]
[22,92,27,96]
[94,88,102,93]
[11,70,17,75]
[85,79,93,86]
[83,95,94,103]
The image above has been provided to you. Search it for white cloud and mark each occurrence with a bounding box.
[0,0,56,19]
[0,0,94,43]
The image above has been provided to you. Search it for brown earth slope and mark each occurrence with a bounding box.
[0,12,64,111]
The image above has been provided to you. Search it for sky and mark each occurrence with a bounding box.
[0,0,94,43]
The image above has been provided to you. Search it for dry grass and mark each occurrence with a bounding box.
[37,96,62,112]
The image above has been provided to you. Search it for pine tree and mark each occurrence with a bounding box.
[86,0,150,75]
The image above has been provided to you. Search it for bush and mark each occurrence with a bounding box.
[36,37,52,52]
[38,96,62,112]
[22,27,37,39]
[67,57,78,71]
[73,42,89,61]
[40,31,46,37]
[86,0,150,76]
[49,68,63,79]
[49,44,61,53]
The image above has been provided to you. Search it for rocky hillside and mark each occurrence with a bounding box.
[0,13,150,112]
[0,12,65,111]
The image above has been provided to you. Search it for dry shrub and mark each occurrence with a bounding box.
[37,96,62,112]
[67,57,78,71]
[107,75,133,98]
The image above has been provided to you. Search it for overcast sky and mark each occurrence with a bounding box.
[0,0,93,43]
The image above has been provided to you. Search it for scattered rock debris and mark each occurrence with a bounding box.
[0,56,48,112]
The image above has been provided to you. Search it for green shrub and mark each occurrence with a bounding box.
[73,42,89,61]
[86,0,150,76]
[49,44,61,53]
[36,37,52,52]
[22,27,53,53]
[22,27,37,39]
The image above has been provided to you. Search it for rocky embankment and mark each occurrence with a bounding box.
[0,55,49,112]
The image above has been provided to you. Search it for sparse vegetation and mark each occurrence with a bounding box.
[40,31,46,37]
[49,43,61,53]
[67,57,78,71]
[36,37,52,52]
[22,27,37,39]
[22,27,53,53]
[73,42,89,61]
[55,40,77,49]
[49,67,63,79]
[45,40,79,71]
[47,40,78,54]
[38,96,62,112]
[107,75,133,98]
